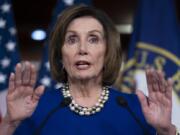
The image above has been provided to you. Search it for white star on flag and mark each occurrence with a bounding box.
[0,57,11,68]
[63,0,74,6]
[55,83,64,89]
[0,73,6,84]
[0,18,6,28]
[0,0,20,118]
[40,76,51,87]
[5,41,16,51]
[1,3,11,13]
[45,61,50,71]
[9,27,16,35]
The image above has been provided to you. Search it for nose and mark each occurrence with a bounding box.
[78,40,88,55]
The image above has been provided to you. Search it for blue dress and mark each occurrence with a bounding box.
[13,87,156,135]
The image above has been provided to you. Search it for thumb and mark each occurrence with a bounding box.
[32,85,45,101]
[136,90,149,111]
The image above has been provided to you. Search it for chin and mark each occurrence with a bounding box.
[69,70,102,82]
[76,75,94,80]
[74,73,98,81]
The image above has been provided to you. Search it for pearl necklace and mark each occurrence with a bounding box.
[62,83,109,116]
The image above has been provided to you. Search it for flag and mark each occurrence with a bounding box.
[36,0,92,90]
[0,111,1,123]
[0,0,20,117]
[0,111,2,123]
[121,0,180,129]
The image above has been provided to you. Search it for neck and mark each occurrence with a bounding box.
[67,77,103,107]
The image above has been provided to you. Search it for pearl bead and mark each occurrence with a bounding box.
[104,96,108,100]
[70,106,75,110]
[61,83,109,116]
[85,112,90,115]
[79,111,85,115]
[99,104,104,107]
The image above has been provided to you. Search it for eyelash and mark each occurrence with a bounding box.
[65,35,100,45]
[65,36,78,44]
[88,36,99,44]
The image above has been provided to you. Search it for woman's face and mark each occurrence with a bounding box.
[62,16,106,82]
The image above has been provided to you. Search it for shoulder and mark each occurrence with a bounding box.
[27,87,64,123]
[109,87,140,106]
[108,87,144,120]
[40,87,63,102]
[108,87,156,134]
[35,87,64,111]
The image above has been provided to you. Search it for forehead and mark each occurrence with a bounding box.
[66,16,104,33]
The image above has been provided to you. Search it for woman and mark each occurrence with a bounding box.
[0,4,178,135]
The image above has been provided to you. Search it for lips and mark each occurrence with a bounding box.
[75,60,91,70]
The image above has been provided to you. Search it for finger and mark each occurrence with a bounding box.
[32,85,45,101]
[136,90,149,111]
[165,78,173,100]
[22,61,31,85]
[29,64,37,86]
[146,68,159,102]
[157,70,166,93]
[151,68,160,92]
[15,63,22,87]
[146,67,154,95]
[8,73,15,94]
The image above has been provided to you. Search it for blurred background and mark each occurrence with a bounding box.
[12,0,180,62]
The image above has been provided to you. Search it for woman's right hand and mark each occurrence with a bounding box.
[6,62,45,123]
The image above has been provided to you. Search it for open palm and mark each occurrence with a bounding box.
[6,62,45,122]
[136,68,173,133]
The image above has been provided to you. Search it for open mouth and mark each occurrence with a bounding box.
[75,60,91,69]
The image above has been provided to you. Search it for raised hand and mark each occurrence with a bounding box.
[136,68,176,135]
[6,62,45,123]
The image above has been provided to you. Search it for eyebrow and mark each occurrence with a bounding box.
[66,30,104,37]
[88,30,104,37]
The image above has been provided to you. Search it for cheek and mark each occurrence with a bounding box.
[62,56,75,77]
[94,50,106,68]
[62,55,73,68]
[62,50,74,68]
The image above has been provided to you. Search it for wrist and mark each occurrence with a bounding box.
[3,114,20,128]
[156,124,178,135]
[0,115,20,135]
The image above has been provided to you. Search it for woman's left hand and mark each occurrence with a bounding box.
[136,68,176,135]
